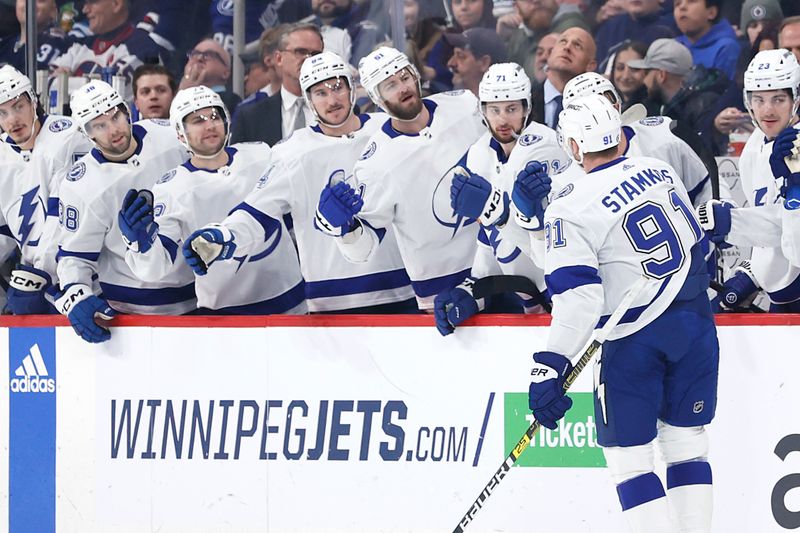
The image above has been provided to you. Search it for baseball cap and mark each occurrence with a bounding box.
[627,39,693,77]
[740,0,783,31]
[443,28,508,63]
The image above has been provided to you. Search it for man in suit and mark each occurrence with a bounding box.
[530,27,596,129]
[231,22,324,146]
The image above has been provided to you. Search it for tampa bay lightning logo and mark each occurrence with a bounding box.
[486,226,521,264]
[157,169,177,184]
[256,165,274,190]
[232,215,282,271]
[519,134,542,147]
[359,142,377,160]
[48,118,72,132]
[554,183,574,200]
[67,162,86,181]
[216,0,234,16]
[639,117,664,126]
[432,167,477,237]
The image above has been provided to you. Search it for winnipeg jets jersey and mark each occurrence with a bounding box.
[57,120,191,314]
[727,125,800,303]
[622,117,717,206]
[543,156,705,356]
[222,115,414,312]
[126,143,306,313]
[344,92,486,309]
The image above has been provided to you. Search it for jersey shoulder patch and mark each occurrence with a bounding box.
[553,183,574,200]
[359,141,377,160]
[639,116,665,127]
[67,161,86,181]
[48,118,73,133]
[519,134,542,147]
[157,169,177,184]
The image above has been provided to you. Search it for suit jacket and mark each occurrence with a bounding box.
[530,82,545,127]
[230,91,283,146]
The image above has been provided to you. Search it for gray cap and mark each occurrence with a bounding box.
[740,0,783,31]
[627,39,693,77]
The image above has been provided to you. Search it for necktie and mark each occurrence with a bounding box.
[552,94,563,130]
[293,99,306,131]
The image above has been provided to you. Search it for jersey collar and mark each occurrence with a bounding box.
[489,137,508,164]
[380,99,438,139]
[621,125,636,155]
[181,146,238,173]
[2,114,47,154]
[90,123,147,164]
[588,156,627,174]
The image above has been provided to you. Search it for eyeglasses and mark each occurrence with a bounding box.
[281,48,323,59]
[186,49,226,64]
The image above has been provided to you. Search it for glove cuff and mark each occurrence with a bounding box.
[532,351,572,379]
[479,188,510,227]
[10,266,52,292]
[54,283,93,316]
[514,206,544,231]
[734,260,759,287]
[314,208,355,237]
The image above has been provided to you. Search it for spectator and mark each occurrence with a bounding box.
[740,0,783,46]
[402,0,446,87]
[179,38,241,114]
[594,0,678,65]
[444,27,508,97]
[752,21,780,52]
[231,23,323,145]
[500,0,589,81]
[132,64,176,120]
[531,27,597,128]
[51,0,169,94]
[304,0,383,67]
[779,16,800,62]
[532,32,558,83]
[451,0,497,32]
[608,40,649,112]
[629,38,730,155]
[306,0,355,63]
[0,0,67,72]
[674,0,741,80]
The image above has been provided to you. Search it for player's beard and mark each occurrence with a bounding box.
[192,135,226,158]
[384,93,423,121]
[99,130,133,156]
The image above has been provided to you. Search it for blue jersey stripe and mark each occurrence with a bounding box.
[410,268,471,298]
[306,269,411,299]
[545,265,601,296]
[56,247,100,262]
[201,280,306,314]
[158,234,179,263]
[99,281,196,306]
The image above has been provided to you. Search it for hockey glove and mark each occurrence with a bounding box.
[720,261,760,310]
[315,181,363,237]
[450,170,509,227]
[119,189,158,253]
[696,199,735,247]
[54,283,116,343]
[5,265,54,315]
[771,128,800,209]
[432,277,480,336]
[182,224,236,275]
[512,161,551,231]
[529,351,574,430]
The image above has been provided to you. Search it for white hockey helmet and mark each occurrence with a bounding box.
[0,65,36,107]
[299,51,355,126]
[562,72,621,110]
[743,48,800,120]
[70,79,127,133]
[358,46,421,105]
[558,94,621,164]
[169,85,231,153]
[479,62,531,110]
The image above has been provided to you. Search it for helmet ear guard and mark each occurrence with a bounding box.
[169,85,231,157]
[299,51,355,127]
[558,94,622,165]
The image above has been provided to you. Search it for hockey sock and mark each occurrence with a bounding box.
[666,460,713,533]
[616,472,675,533]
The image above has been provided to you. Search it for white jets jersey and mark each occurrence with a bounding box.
[727,125,800,303]
[56,120,191,314]
[0,115,93,277]
[543,156,706,356]
[127,143,306,313]
[622,117,716,206]
[346,91,486,309]
[222,115,414,312]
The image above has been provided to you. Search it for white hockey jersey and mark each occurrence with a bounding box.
[343,91,486,309]
[222,115,414,312]
[727,124,800,304]
[56,120,191,314]
[543,156,706,356]
[126,143,306,313]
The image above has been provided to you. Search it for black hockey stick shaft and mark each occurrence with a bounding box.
[471,275,552,313]
[452,277,649,533]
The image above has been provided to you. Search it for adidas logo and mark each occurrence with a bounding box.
[10,344,55,393]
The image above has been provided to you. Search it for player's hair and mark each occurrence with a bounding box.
[132,64,177,96]
[277,22,323,52]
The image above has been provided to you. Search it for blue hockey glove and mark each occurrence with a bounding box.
[769,127,799,182]
[696,199,735,247]
[450,170,509,227]
[432,277,480,336]
[182,223,236,275]
[528,351,574,430]
[54,283,117,343]
[5,265,54,315]
[315,181,363,236]
[512,161,551,231]
[720,261,760,310]
[118,189,158,253]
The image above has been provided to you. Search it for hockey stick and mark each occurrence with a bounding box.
[452,276,650,533]
[709,279,766,313]
[471,275,552,313]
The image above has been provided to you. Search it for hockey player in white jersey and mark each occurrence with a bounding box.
[314,46,486,310]
[187,52,415,313]
[56,80,189,343]
[528,94,718,533]
[125,85,306,314]
[434,63,569,334]
[0,65,92,314]
[697,49,800,311]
